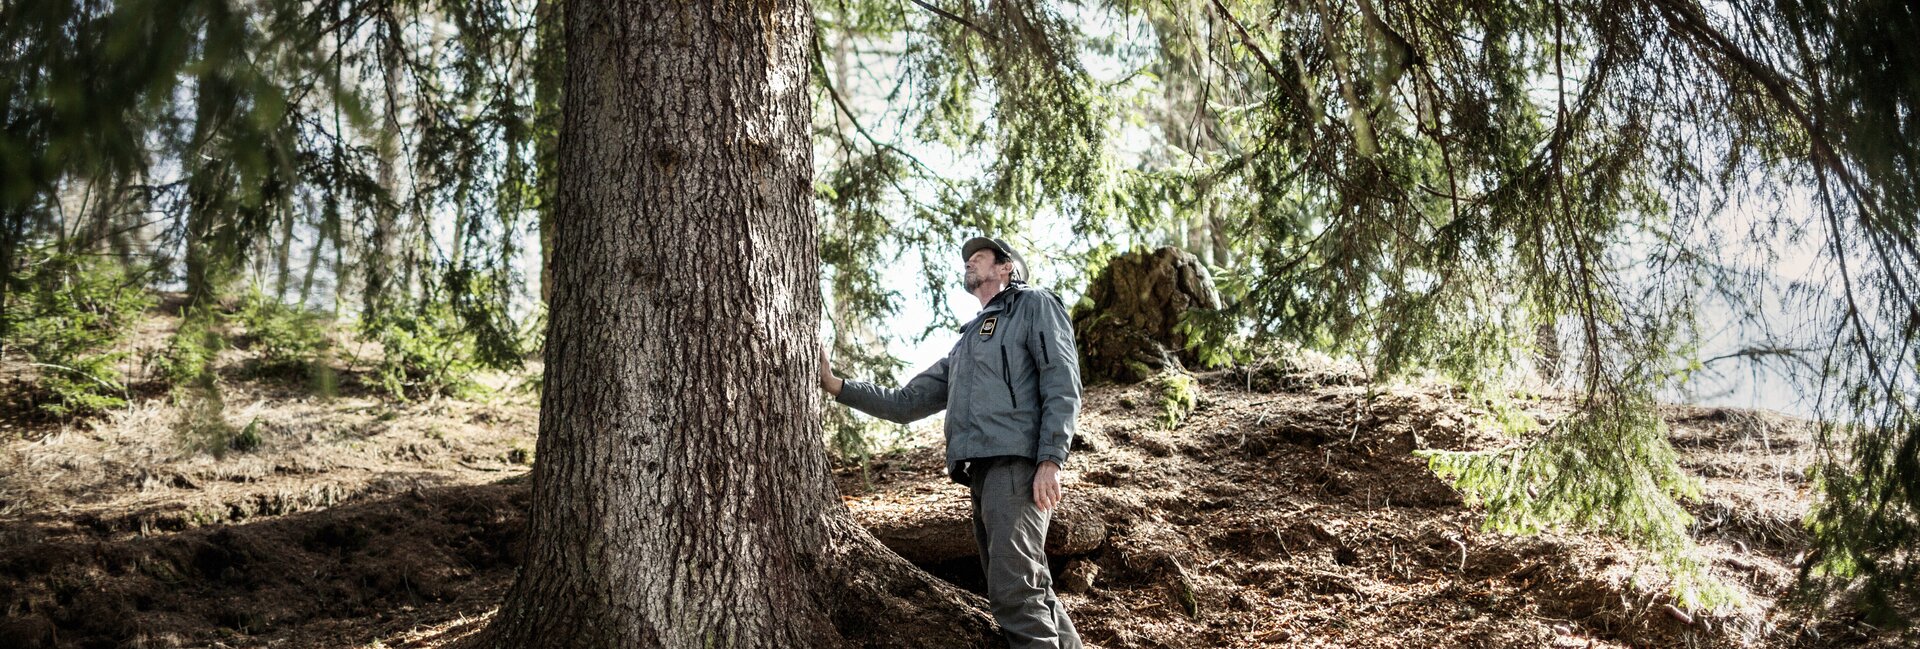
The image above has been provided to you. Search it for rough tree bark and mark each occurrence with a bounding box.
[477,2,994,647]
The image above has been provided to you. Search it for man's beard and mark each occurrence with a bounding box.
[963,270,984,292]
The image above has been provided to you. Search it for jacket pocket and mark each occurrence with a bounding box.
[999,345,1017,408]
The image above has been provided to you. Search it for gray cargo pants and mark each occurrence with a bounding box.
[967,455,1082,649]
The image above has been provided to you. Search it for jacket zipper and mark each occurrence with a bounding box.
[1000,345,1017,408]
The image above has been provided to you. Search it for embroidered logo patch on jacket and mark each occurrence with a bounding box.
[978,316,998,337]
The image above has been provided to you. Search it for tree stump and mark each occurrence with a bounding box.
[1072,246,1222,382]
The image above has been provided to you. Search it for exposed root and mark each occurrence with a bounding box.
[820,515,999,648]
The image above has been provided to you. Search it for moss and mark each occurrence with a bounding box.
[506,442,534,466]
[1123,359,1155,383]
[1154,371,1199,430]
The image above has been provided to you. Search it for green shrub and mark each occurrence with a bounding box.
[157,306,250,458]
[153,308,227,386]
[1418,396,1736,609]
[3,252,149,417]
[36,352,131,417]
[1174,307,1247,370]
[505,441,534,466]
[230,417,263,452]
[234,289,334,391]
[358,265,531,401]
[363,300,485,400]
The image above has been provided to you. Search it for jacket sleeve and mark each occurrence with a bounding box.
[1026,291,1081,466]
[834,356,950,424]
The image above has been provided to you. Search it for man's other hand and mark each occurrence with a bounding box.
[818,348,843,396]
[1034,461,1062,512]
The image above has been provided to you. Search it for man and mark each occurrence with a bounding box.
[818,236,1084,649]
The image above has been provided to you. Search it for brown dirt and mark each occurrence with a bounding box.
[0,319,1911,647]
[833,364,1911,649]
[0,304,539,648]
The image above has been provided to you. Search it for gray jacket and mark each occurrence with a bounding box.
[836,282,1081,484]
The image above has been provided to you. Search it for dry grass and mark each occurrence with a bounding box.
[0,316,1911,648]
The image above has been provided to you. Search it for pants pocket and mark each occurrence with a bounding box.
[1009,456,1034,499]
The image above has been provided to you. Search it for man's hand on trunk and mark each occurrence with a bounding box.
[817,348,843,396]
[1034,460,1062,512]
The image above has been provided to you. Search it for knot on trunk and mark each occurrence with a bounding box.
[1072,246,1222,383]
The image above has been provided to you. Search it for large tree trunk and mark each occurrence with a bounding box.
[479,3,993,647]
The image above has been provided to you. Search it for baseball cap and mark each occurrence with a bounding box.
[962,236,1026,282]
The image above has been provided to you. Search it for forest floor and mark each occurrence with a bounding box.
[0,307,1912,648]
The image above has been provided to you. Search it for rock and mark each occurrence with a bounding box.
[1136,437,1173,457]
[1059,559,1100,594]
[1045,503,1110,556]
[1072,246,1223,382]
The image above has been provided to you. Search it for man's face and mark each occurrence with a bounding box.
[963,249,1009,292]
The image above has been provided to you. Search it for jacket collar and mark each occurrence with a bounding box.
[977,281,1025,315]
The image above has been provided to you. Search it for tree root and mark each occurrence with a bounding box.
[819,514,1000,648]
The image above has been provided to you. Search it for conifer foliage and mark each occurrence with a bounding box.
[1,0,1915,616]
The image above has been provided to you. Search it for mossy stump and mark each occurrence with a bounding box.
[1072,246,1222,383]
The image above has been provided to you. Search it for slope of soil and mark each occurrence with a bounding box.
[0,328,1910,647]
[837,364,1907,648]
